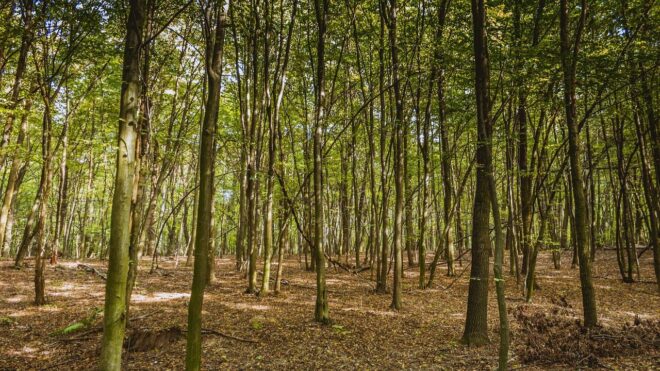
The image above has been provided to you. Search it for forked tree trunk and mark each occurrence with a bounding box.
[185,1,227,369]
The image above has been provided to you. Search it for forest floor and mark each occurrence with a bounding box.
[1,249,658,370]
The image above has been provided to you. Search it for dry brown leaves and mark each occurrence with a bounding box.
[0,250,658,370]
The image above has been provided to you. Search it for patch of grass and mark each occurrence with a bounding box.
[332,324,351,335]
[0,316,16,326]
[250,318,263,330]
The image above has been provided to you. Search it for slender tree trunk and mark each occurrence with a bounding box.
[559,0,597,328]
[126,1,153,312]
[185,2,226,369]
[462,0,492,346]
[206,198,217,284]
[52,102,69,265]
[382,0,404,310]
[514,0,532,277]
[487,138,509,371]
[186,163,199,267]
[505,103,520,280]
[0,97,31,256]
[236,148,247,270]
[245,3,262,292]
[376,11,389,294]
[0,0,32,166]
[312,0,329,323]
[404,130,415,268]
[100,0,146,368]
[626,35,660,289]
[340,143,351,263]
[34,106,55,305]
[260,0,275,294]
[633,102,660,291]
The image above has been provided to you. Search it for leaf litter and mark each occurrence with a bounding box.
[0,250,658,370]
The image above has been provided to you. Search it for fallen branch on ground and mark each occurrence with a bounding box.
[77,264,107,280]
[325,254,370,275]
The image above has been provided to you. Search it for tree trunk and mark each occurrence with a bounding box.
[376,10,389,294]
[0,97,31,256]
[462,0,492,347]
[559,0,598,328]
[126,0,153,313]
[260,1,275,295]
[185,2,226,369]
[34,107,55,305]
[100,0,146,368]
[0,0,32,166]
[312,0,329,323]
[383,0,404,310]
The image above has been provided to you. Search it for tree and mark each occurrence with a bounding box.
[100,0,146,368]
[381,0,403,310]
[185,0,227,369]
[312,0,329,323]
[559,0,598,328]
[462,0,493,347]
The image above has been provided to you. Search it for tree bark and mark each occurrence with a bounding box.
[382,0,404,310]
[0,0,32,166]
[0,97,31,256]
[462,0,492,347]
[185,1,227,369]
[559,0,598,328]
[100,0,146,368]
[312,0,329,323]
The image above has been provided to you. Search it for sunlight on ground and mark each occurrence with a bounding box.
[48,281,103,298]
[621,311,654,319]
[131,292,190,303]
[538,274,574,279]
[341,307,397,316]
[3,304,62,318]
[4,295,27,303]
[56,283,75,290]
[225,302,271,311]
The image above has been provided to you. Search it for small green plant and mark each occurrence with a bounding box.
[332,324,351,335]
[250,318,263,330]
[0,316,16,326]
[50,307,102,336]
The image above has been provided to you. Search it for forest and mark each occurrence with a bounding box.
[0,0,658,369]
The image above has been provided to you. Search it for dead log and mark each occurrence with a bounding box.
[77,264,107,281]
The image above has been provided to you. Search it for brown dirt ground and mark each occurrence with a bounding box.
[1,249,658,370]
